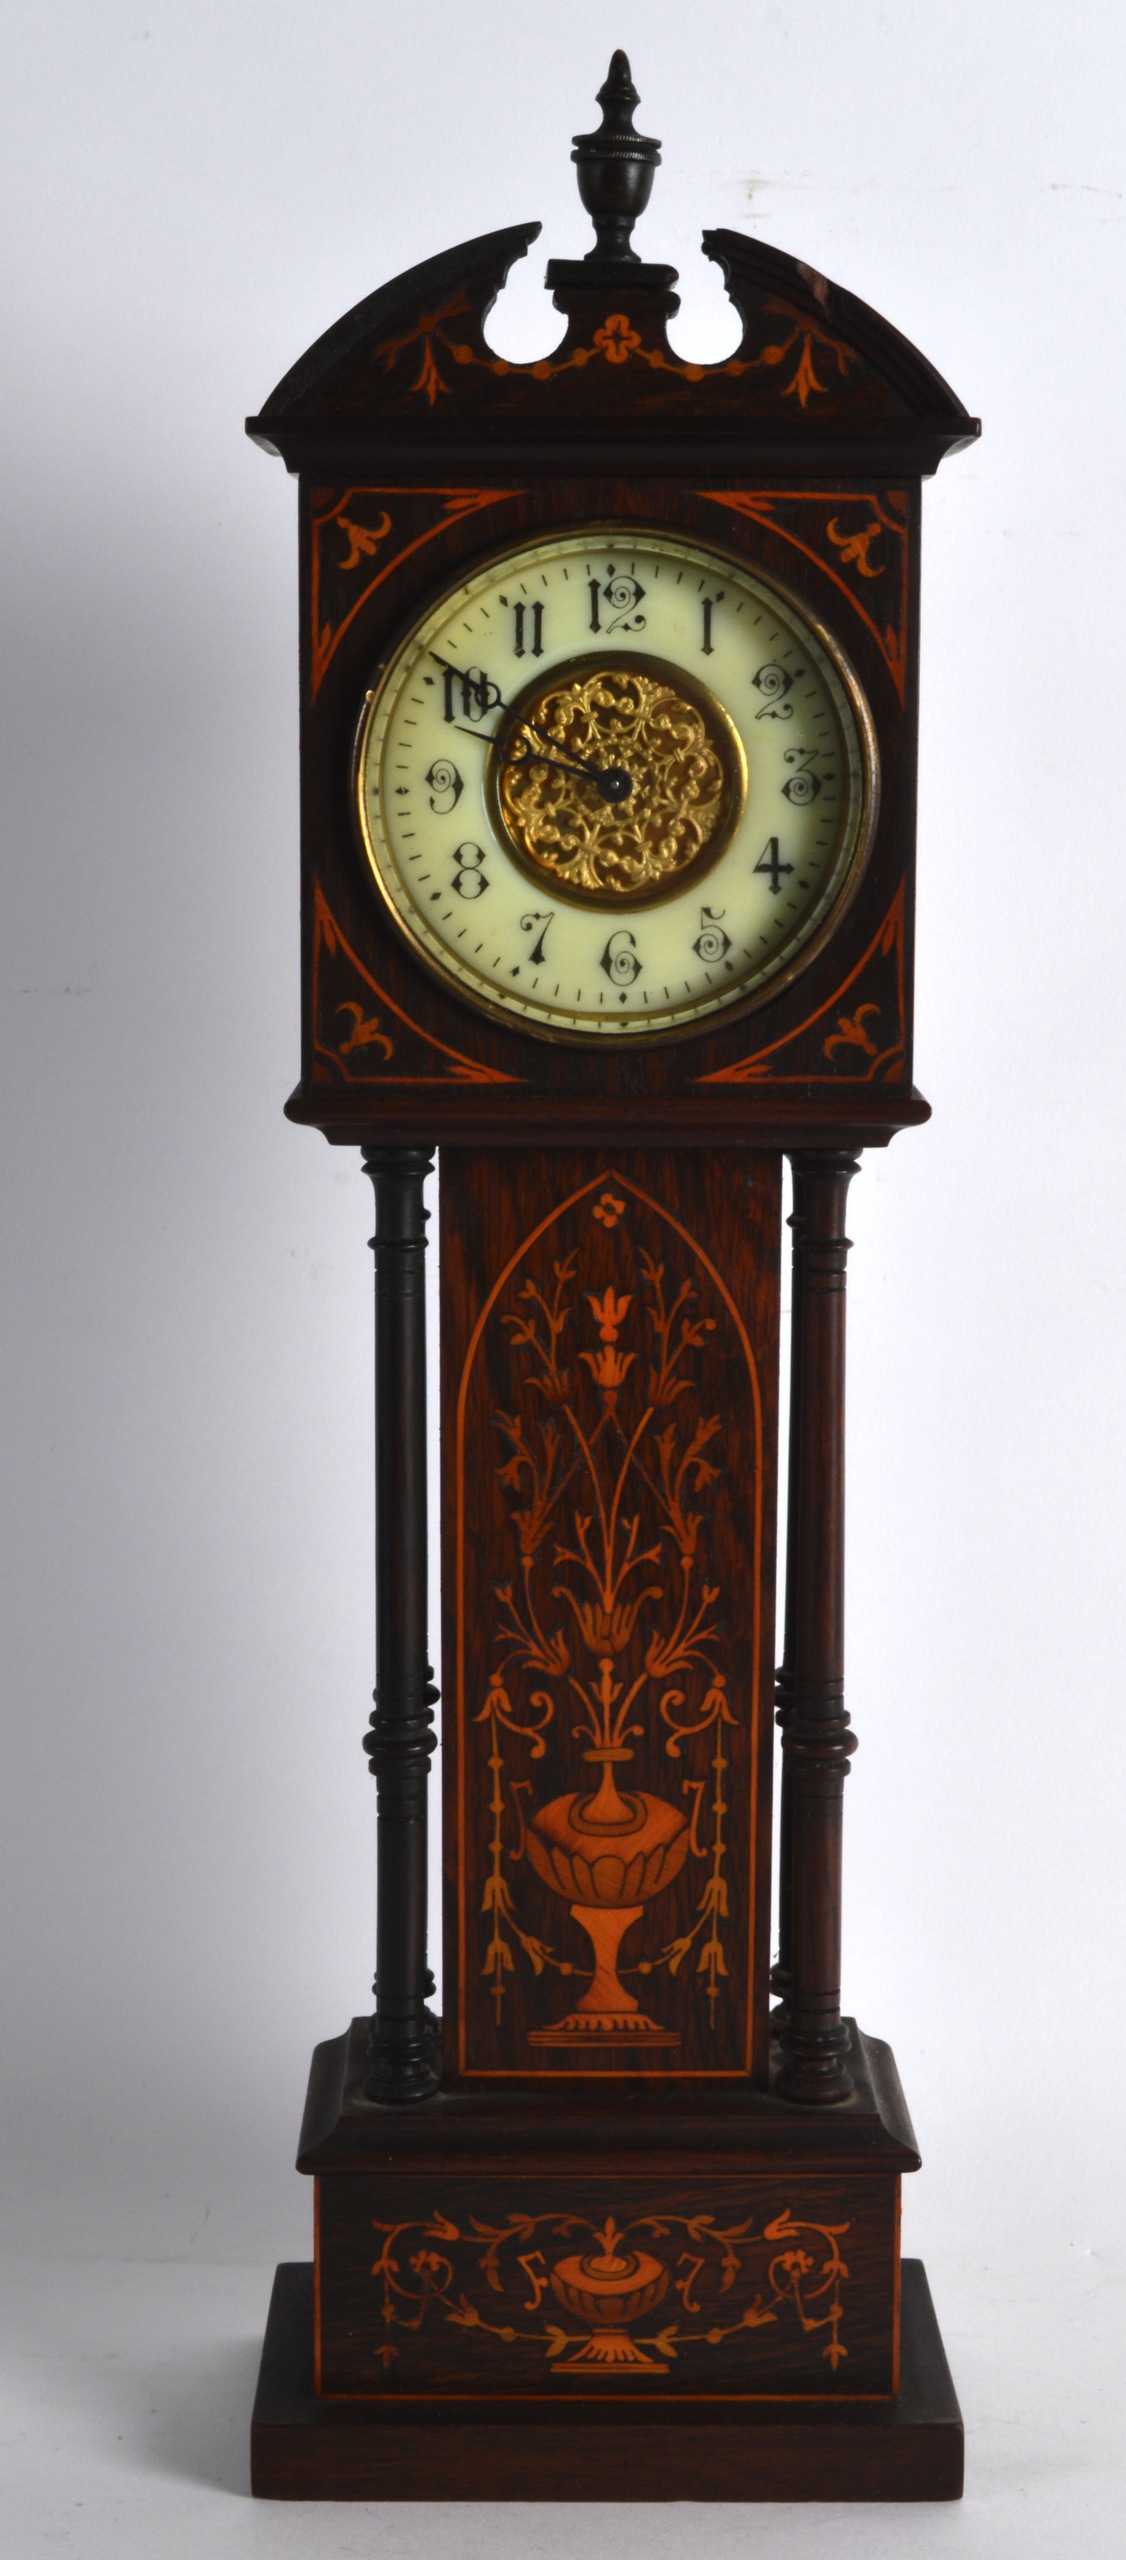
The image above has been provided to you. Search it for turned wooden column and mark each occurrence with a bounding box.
[769,1165,807,2029]
[777,1149,860,2104]
[361,1145,440,2103]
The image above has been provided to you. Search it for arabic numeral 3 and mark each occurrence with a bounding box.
[780,748,822,805]
[451,841,489,898]
[692,907,731,963]
[600,929,642,986]
[424,757,463,814]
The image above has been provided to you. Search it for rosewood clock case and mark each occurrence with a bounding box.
[246,54,978,2501]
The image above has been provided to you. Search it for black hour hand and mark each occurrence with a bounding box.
[502,720,633,805]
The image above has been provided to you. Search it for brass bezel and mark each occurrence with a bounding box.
[353,526,880,1048]
[485,650,748,911]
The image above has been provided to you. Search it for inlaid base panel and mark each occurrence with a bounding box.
[251,2259,963,2500]
[316,2168,898,2398]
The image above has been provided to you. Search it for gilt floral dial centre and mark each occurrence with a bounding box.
[355,529,877,1040]
[493,655,743,903]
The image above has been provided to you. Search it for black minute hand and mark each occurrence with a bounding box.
[431,652,634,805]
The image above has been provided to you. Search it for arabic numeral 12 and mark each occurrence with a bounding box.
[588,569,646,634]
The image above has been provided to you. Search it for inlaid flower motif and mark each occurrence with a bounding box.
[592,1190,626,1228]
[581,1342,635,1393]
[587,1288,631,1342]
[593,312,642,363]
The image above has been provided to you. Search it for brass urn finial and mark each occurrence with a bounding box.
[571,50,662,264]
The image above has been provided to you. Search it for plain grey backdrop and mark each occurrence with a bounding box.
[1,0,1124,2549]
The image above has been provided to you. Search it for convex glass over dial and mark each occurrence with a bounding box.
[355,530,877,1040]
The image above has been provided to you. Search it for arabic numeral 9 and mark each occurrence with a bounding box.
[451,841,489,898]
[425,757,463,815]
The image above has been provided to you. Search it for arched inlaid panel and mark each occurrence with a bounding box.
[441,1152,781,2081]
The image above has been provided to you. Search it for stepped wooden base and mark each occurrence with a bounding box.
[250,2016,962,2499]
[251,2257,962,2500]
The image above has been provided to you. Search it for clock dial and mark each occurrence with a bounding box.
[355,530,877,1041]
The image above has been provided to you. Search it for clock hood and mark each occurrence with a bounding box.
[247,215,978,482]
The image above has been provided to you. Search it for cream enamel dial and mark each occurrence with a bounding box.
[355,530,877,1041]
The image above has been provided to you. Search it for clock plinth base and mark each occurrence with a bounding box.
[251,2259,962,2501]
[249,2017,961,2501]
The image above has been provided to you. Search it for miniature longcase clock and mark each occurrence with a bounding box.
[246,54,978,2501]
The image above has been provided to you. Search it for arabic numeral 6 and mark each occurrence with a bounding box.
[451,841,489,898]
[600,929,641,986]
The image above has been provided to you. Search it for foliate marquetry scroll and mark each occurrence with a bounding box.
[697,886,906,1087]
[309,486,523,697]
[310,883,519,1087]
[367,2202,849,2377]
[444,1154,780,2079]
[315,2166,903,2397]
[372,291,864,414]
[701,489,911,704]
